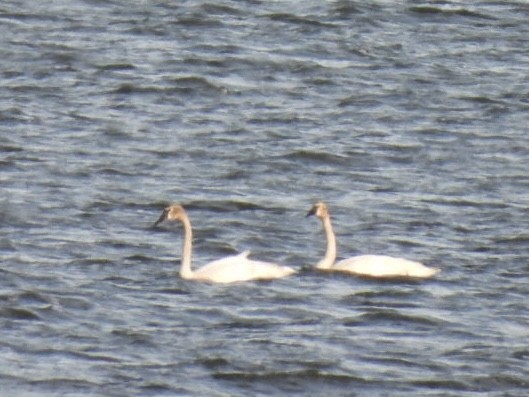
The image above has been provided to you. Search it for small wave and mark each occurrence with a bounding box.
[281,150,350,167]
[409,6,496,20]
[96,63,135,71]
[28,378,102,392]
[112,76,224,96]
[458,95,504,105]
[362,355,444,373]
[68,258,114,267]
[0,307,40,320]
[174,15,224,28]
[0,144,24,152]
[56,296,93,311]
[471,373,529,391]
[0,107,35,124]
[197,356,230,369]
[200,3,243,17]
[420,196,510,210]
[344,309,445,328]
[169,76,222,92]
[213,368,363,384]
[0,160,16,172]
[110,328,155,347]
[17,290,52,306]
[493,234,529,246]
[186,199,268,213]
[218,318,276,330]
[512,350,529,360]
[96,167,136,177]
[71,351,121,363]
[264,13,337,29]
[139,382,175,394]
[409,379,471,391]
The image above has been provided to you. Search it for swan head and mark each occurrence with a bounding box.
[154,204,187,226]
[306,201,329,220]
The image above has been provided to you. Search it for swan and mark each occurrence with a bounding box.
[153,204,296,283]
[306,202,440,279]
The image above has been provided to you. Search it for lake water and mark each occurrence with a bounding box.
[1,0,529,395]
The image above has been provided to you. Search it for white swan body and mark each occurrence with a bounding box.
[334,255,439,278]
[307,202,440,279]
[154,204,296,283]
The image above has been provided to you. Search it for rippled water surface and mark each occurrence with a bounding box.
[1,0,529,395]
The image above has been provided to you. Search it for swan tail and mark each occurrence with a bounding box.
[411,265,441,278]
[282,266,297,276]
[429,267,441,276]
[237,250,251,259]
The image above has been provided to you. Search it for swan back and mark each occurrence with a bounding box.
[191,251,295,283]
[335,255,440,278]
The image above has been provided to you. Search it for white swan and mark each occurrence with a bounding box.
[154,204,296,283]
[307,202,440,279]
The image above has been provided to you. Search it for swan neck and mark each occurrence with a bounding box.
[180,214,194,279]
[318,215,336,269]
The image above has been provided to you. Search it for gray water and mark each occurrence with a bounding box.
[1,0,529,395]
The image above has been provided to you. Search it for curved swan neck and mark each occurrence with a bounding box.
[318,215,336,269]
[179,214,194,279]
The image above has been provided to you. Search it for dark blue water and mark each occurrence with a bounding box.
[1,1,529,395]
